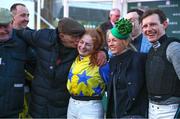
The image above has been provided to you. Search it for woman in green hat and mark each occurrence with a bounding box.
[106,18,148,118]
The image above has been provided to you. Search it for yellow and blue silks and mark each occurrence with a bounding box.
[67,55,109,96]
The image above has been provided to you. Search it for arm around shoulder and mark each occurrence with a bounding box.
[16,28,37,45]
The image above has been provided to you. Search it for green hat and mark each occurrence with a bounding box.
[111,18,132,39]
[0,8,12,25]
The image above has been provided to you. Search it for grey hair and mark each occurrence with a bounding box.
[110,8,120,16]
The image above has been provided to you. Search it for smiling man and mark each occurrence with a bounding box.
[10,3,29,29]
[141,8,180,119]
[0,7,28,117]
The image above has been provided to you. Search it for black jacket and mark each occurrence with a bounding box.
[17,28,78,118]
[106,50,148,118]
[146,35,180,100]
[99,20,113,34]
[0,30,27,117]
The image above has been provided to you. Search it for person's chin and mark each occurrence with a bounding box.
[149,38,157,43]
[111,51,119,55]
[79,52,88,57]
[111,50,115,54]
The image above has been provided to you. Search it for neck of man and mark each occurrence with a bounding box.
[131,32,141,41]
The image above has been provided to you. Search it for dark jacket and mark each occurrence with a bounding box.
[146,35,180,100]
[0,30,27,117]
[17,28,78,118]
[99,20,113,34]
[106,50,148,118]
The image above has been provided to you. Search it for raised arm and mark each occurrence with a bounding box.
[16,28,56,48]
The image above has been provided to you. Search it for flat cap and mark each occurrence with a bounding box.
[58,17,85,37]
[0,8,12,25]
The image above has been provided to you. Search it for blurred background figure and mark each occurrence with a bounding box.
[10,3,29,29]
[10,3,36,79]
[99,8,120,50]
[10,3,36,76]
[10,3,36,118]
[125,9,151,53]
[99,8,120,32]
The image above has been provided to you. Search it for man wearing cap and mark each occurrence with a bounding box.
[16,17,106,118]
[0,8,28,117]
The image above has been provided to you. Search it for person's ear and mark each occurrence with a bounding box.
[59,33,64,38]
[163,20,168,29]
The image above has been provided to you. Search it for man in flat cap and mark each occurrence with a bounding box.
[0,8,28,117]
[0,8,13,41]
[16,17,106,118]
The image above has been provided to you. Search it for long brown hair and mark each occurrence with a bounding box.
[84,28,104,67]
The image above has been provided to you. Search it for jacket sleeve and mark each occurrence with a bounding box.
[99,63,110,84]
[16,28,52,48]
[166,41,180,80]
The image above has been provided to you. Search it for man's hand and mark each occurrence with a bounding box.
[97,51,107,66]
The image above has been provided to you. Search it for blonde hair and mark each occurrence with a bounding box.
[107,31,137,52]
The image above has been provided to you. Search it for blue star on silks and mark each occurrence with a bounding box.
[79,91,84,96]
[77,70,91,85]
[93,85,101,95]
[68,69,73,82]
